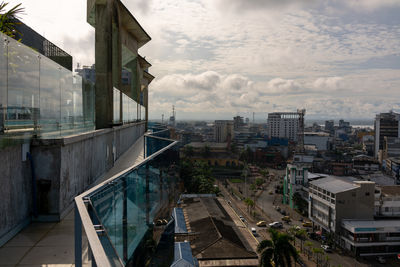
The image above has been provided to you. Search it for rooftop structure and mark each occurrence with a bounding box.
[175,195,258,266]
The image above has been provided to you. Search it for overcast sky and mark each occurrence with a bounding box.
[9,0,400,121]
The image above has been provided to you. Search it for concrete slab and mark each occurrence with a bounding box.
[3,232,44,247]
[0,246,31,265]
[19,246,74,265]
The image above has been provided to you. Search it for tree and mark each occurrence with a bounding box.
[183,145,194,158]
[244,198,254,213]
[292,192,308,215]
[258,229,299,267]
[304,241,313,260]
[0,2,24,38]
[312,247,324,266]
[255,178,264,187]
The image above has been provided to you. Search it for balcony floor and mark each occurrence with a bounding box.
[0,136,145,266]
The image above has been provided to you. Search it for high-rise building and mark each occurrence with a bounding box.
[233,116,244,130]
[214,120,234,142]
[325,120,334,133]
[374,111,400,158]
[267,111,303,141]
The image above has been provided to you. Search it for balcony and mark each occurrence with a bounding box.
[74,128,178,266]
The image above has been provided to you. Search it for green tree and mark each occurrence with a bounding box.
[244,198,254,213]
[312,247,324,266]
[0,2,24,38]
[292,192,308,215]
[183,145,194,158]
[255,178,264,187]
[304,241,313,260]
[257,229,299,267]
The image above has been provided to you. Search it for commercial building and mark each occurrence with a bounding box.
[267,111,304,142]
[375,186,400,217]
[325,120,334,134]
[374,111,400,159]
[233,116,244,130]
[383,137,400,160]
[308,177,375,233]
[304,132,331,151]
[172,194,258,266]
[214,120,234,143]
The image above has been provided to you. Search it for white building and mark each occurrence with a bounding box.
[267,112,301,141]
[214,120,234,143]
[374,111,400,159]
[375,186,400,217]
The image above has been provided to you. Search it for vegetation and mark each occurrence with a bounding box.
[244,197,254,213]
[201,145,211,158]
[229,178,243,183]
[183,145,194,158]
[255,177,264,186]
[257,229,298,267]
[179,159,218,194]
[0,2,24,38]
[292,192,308,216]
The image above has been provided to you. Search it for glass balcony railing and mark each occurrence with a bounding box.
[75,128,178,267]
[0,32,95,141]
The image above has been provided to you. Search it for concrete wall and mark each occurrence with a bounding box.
[0,121,145,245]
[0,144,32,245]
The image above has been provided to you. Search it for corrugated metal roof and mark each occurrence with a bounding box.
[310,176,359,193]
[173,208,188,234]
[171,242,197,267]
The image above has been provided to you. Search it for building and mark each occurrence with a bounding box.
[308,177,375,233]
[341,220,400,257]
[383,137,400,160]
[352,155,379,173]
[325,120,334,134]
[304,132,331,151]
[172,194,258,266]
[214,120,234,143]
[233,116,244,130]
[374,111,400,159]
[267,111,303,142]
[375,186,400,217]
[385,157,400,182]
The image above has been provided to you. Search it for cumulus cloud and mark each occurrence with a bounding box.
[313,77,343,91]
[263,78,302,95]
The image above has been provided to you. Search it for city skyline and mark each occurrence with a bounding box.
[8,0,400,120]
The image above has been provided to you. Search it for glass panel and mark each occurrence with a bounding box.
[0,34,6,133]
[113,87,120,123]
[60,68,73,135]
[73,75,84,132]
[39,56,61,137]
[6,36,39,131]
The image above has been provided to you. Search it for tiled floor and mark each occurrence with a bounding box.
[0,137,144,266]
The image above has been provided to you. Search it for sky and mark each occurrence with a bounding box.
[7,0,400,121]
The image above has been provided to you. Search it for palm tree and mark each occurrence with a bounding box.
[0,2,24,37]
[258,229,299,267]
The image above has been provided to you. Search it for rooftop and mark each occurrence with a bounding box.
[379,186,400,197]
[342,219,400,232]
[310,176,360,193]
[179,196,257,263]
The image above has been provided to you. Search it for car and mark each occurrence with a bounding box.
[269,221,283,228]
[302,221,312,227]
[256,220,267,227]
[274,206,281,211]
[321,245,332,252]
[377,256,386,264]
[251,227,257,235]
[280,210,287,216]
[239,215,246,222]
[281,216,291,222]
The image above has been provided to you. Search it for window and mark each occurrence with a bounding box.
[365,192,370,196]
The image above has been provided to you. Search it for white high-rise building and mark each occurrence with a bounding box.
[267,112,302,141]
[374,111,400,159]
[214,120,234,143]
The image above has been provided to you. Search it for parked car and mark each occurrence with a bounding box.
[302,221,312,227]
[321,245,332,252]
[251,227,257,235]
[281,216,291,222]
[239,215,246,222]
[280,210,287,216]
[256,220,267,227]
[308,232,319,240]
[269,221,283,228]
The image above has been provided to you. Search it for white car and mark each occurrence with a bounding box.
[321,245,332,252]
[377,256,386,264]
[251,227,257,235]
[269,222,283,228]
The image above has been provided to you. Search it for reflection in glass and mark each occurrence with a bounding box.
[113,88,120,123]
[60,68,73,135]
[6,36,39,130]
[0,36,7,132]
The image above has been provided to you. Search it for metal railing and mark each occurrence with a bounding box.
[74,128,178,266]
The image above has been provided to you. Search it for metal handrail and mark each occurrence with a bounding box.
[75,130,178,267]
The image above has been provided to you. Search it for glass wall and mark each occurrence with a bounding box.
[0,32,95,139]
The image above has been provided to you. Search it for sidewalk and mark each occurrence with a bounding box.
[0,137,144,266]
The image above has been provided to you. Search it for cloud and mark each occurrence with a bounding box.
[313,77,343,91]
[263,78,302,95]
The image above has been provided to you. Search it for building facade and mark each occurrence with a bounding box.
[267,111,302,142]
[214,120,234,143]
[374,111,400,159]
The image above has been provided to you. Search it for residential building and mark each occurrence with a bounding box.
[375,186,400,217]
[233,116,244,130]
[308,177,375,233]
[267,111,303,142]
[214,120,234,143]
[352,155,379,173]
[385,157,400,182]
[383,137,400,160]
[374,111,400,159]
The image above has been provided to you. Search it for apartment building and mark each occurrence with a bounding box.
[374,111,400,159]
